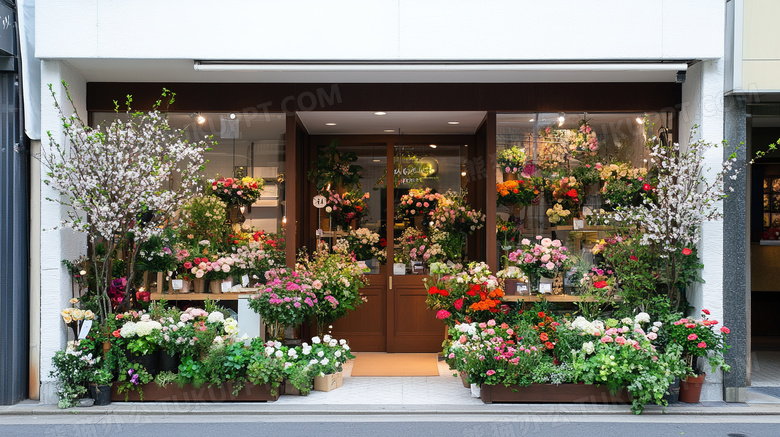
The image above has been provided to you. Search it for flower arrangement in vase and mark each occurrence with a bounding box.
[334,227,387,263]
[325,189,369,228]
[429,190,486,235]
[569,119,599,158]
[507,236,570,293]
[497,145,528,176]
[211,176,264,206]
[599,162,655,209]
[546,203,572,226]
[249,268,317,340]
[496,178,541,207]
[397,187,443,223]
[546,176,584,211]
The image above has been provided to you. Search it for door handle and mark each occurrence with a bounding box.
[388,276,392,290]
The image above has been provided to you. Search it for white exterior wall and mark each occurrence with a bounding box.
[38,60,88,404]
[35,0,722,61]
[680,59,726,401]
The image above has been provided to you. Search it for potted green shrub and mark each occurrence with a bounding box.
[88,364,114,406]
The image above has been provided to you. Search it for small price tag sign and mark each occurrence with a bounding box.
[221,281,232,293]
[78,320,93,340]
[573,219,585,230]
[242,275,250,287]
[171,279,183,290]
[313,195,327,209]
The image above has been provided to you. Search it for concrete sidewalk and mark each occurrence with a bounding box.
[4,358,779,417]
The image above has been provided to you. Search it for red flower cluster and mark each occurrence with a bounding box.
[428,286,449,297]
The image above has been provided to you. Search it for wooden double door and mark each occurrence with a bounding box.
[302,131,489,352]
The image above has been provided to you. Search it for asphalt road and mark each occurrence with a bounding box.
[1,414,779,437]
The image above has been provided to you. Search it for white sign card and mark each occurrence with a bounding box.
[313,195,327,209]
[242,275,250,287]
[171,279,183,290]
[539,278,553,294]
[573,219,585,230]
[517,282,529,295]
[221,281,232,292]
[78,320,93,340]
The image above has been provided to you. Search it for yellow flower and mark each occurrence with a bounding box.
[69,298,79,304]
[84,310,95,320]
[62,316,72,324]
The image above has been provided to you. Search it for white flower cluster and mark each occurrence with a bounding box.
[120,320,162,338]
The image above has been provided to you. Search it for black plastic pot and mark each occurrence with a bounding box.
[128,350,159,376]
[663,377,680,404]
[158,350,179,373]
[89,384,112,406]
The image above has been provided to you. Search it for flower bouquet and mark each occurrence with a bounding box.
[211,176,264,206]
[546,176,583,211]
[335,227,387,264]
[326,189,369,228]
[569,120,599,157]
[507,236,570,293]
[397,188,443,222]
[496,178,541,207]
[546,203,572,226]
[429,190,486,235]
[497,145,528,176]
[61,298,96,339]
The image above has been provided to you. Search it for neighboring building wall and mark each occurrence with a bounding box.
[37,60,87,404]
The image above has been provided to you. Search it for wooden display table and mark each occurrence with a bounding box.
[150,288,260,301]
[502,294,618,303]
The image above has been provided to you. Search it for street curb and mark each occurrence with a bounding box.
[2,402,780,417]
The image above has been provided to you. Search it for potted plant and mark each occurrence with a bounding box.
[307,139,363,192]
[668,309,731,403]
[307,335,354,392]
[88,363,114,406]
[248,268,318,340]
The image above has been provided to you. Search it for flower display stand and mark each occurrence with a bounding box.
[480,383,630,404]
[110,382,279,402]
[313,372,343,392]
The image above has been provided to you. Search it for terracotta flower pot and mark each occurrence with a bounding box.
[679,373,706,403]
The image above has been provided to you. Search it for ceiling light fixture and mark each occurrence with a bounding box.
[374,112,387,116]
[229,113,237,120]
[636,116,644,125]
[461,170,467,177]
[197,115,206,124]
[557,113,565,127]
[429,144,437,149]
[447,121,460,125]
[373,159,381,163]
[383,129,395,133]
[325,122,337,126]
[529,118,535,122]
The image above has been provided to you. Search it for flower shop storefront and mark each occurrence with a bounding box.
[44,80,744,409]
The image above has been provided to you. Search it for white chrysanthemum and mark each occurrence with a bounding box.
[339,339,347,346]
[265,346,275,356]
[309,359,318,366]
[653,321,663,328]
[317,351,324,357]
[621,317,633,325]
[334,350,342,358]
[275,350,284,358]
[207,312,224,323]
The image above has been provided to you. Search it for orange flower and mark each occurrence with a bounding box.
[540,332,549,342]
[545,341,555,349]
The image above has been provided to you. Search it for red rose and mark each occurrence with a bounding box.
[702,308,710,315]
[112,329,121,338]
[439,289,449,297]
[538,311,545,318]
[184,261,193,269]
[630,255,638,261]
[428,286,438,295]
[643,183,651,191]
[682,248,692,256]
[721,327,730,334]
[566,189,578,198]
[593,281,608,289]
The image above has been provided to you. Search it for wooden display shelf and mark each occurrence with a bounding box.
[502,294,621,303]
[150,289,260,301]
[549,225,611,232]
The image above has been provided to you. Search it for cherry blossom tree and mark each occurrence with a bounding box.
[42,81,211,322]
